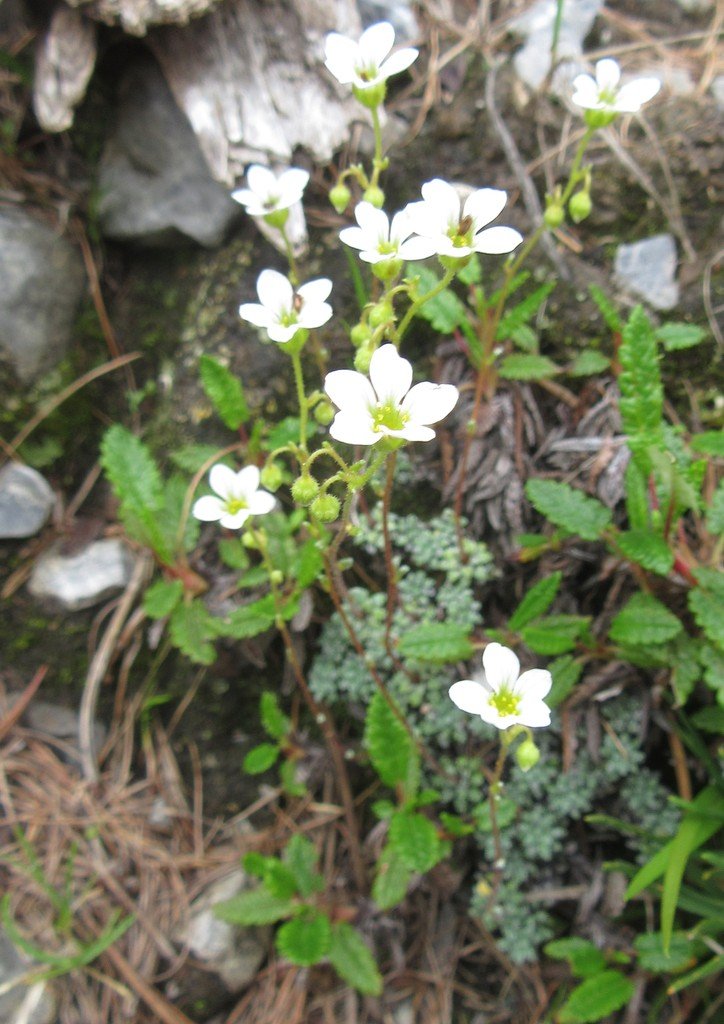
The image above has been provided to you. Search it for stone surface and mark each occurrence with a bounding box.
[674,0,713,12]
[614,234,680,311]
[0,928,56,1024]
[0,207,86,382]
[27,538,135,610]
[359,0,418,42]
[178,869,267,992]
[510,0,603,91]
[97,57,241,248]
[0,463,55,540]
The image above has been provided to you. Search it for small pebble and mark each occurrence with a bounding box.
[0,462,55,539]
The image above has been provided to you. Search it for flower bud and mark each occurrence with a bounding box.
[354,345,373,373]
[260,462,283,491]
[544,203,565,229]
[310,493,341,522]
[515,738,541,773]
[269,569,284,585]
[584,108,617,130]
[329,182,351,214]
[372,258,403,282]
[362,184,385,209]
[569,191,592,223]
[263,208,289,230]
[368,299,393,328]
[350,322,372,348]
[291,474,319,506]
[314,400,335,426]
[353,82,387,110]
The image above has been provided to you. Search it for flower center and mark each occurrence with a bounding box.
[224,496,248,516]
[263,194,281,210]
[371,400,409,433]
[279,298,302,327]
[449,214,474,248]
[488,686,521,718]
[598,87,617,106]
[377,239,397,255]
[357,64,379,83]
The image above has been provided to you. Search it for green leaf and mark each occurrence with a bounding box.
[615,530,674,575]
[618,306,665,473]
[588,284,622,333]
[498,354,560,381]
[690,431,724,457]
[439,812,474,837]
[169,600,218,664]
[496,281,555,339]
[170,443,223,473]
[547,655,584,707]
[624,459,649,532]
[100,425,164,515]
[655,323,707,351]
[199,354,249,429]
[388,812,441,873]
[372,845,412,910]
[559,971,635,1023]
[364,691,418,791]
[397,622,473,663]
[262,861,299,900]
[690,705,724,733]
[526,479,612,541]
[634,931,697,973]
[706,479,724,536]
[667,953,724,994]
[293,539,324,589]
[260,692,290,741]
[457,255,482,284]
[276,911,331,966]
[509,573,562,630]
[670,636,703,706]
[406,263,467,332]
[279,759,306,797]
[609,593,682,646]
[700,644,724,702]
[283,835,323,899]
[567,351,611,377]
[223,596,277,639]
[214,888,295,925]
[243,743,279,774]
[688,569,724,649]
[218,537,250,570]
[143,578,184,619]
[520,614,590,655]
[329,923,382,996]
[474,798,518,833]
[544,937,606,978]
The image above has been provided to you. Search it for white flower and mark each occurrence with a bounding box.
[324,20,418,93]
[324,343,458,446]
[193,465,275,530]
[239,269,333,344]
[232,165,309,217]
[449,643,552,730]
[571,58,660,115]
[339,202,437,264]
[404,179,523,259]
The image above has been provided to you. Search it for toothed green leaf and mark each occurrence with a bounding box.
[276,911,331,967]
[329,923,382,995]
[526,478,612,540]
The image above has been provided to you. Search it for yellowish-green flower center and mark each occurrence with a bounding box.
[371,400,409,434]
[449,214,474,249]
[488,686,521,718]
[225,497,248,516]
[377,239,397,255]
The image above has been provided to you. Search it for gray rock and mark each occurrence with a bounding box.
[0,463,55,539]
[614,235,679,311]
[27,538,135,610]
[359,1,418,43]
[674,0,713,12]
[510,0,603,91]
[0,207,86,382]
[98,57,241,248]
[178,869,267,992]
[0,928,56,1024]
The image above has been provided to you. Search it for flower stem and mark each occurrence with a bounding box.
[290,350,308,453]
[280,224,299,286]
[370,105,385,188]
[382,450,398,656]
[396,265,458,342]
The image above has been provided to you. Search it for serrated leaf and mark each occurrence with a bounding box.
[407,263,467,332]
[439,812,474,837]
[293,539,324,589]
[262,861,299,900]
[547,655,583,707]
[283,835,323,899]
[143,578,184,619]
[559,971,634,1023]
[509,572,562,630]
[689,705,724,733]
[100,425,164,515]
[388,812,441,873]
[520,614,589,655]
[567,351,611,377]
[364,691,418,790]
[496,281,555,339]
[544,937,606,978]
[276,911,331,967]
[263,416,317,451]
[242,852,268,878]
[372,845,412,910]
[200,355,248,429]
[526,478,612,540]
[655,323,707,351]
[689,569,724,649]
[689,431,724,457]
[260,692,290,740]
[223,596,277,639]
[706,479,724,537]
[214,888,294,925]
[243,743,279,774]
[169,600,218,664]
[670,636,702,706]
[625,459,649,531]
[615,530,674,575]
[218,537,250,570]
[510,323,538,351]
[457,255,482,284]
[700,644,724,702]
[589,284,622,333]
[609,593,682,646]
[397,622,473,663]
[498,354,560,381]
[329,923,382,995]
[279,758,306,797]
[634,931,697,972]
[618,306,665,473]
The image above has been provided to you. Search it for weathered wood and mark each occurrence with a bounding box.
[33,6,97,132]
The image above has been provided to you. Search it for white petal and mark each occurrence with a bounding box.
[356,201,390,242]
[397,423,435,441]
[231,187,255,209]
[329,412,379,446]
[358,249,387,264]
[239,302,274,328]
[324,34,359,84]
[359,21,395,65]
[209,463,239,500]
[449,679,488,715]
[298,301,333,329]
[339,226,369,251]
[396,236,438,261]
[246,164,277,198]
[478,703,515,730]
[571,75,599,109]
[388,208,412,244]
[192,495,224,522]
[267,322,299,343]
[473,226,523,255]
[615,78,660,112]
[219,508,251,530]
[257,269,293,313]
[420,178,461,228]
[514,668,552,702]
[596,58,621,92]
[297,278,333,305]
[235,465,261,499]
[325,369,376,414]
[463,188,507,230]
[369,344,412,404]
[516,698,551,728]
[277,167,309,202]
[482,643,520,691]
[378,47,418,80]
[402,381,458,425]
[435,236,472,258]
[247,490,276,515]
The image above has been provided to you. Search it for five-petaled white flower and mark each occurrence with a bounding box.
[449,642,552,730]
[232,165,309,218]
[324,343,458,446]
[193,465,275,530]
[324,20,418,93]
[339,202,437,264]
[239,269,333,344]
[404,179,523,259]
[571,58,660,115]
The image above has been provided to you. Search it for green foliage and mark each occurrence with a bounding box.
[397,622,473,663]
[615,529,674,575]
[283,835,324,899]
[242,743,280,774]
[525,479,612,541]
[260,691,291,741]
[276,911,331,966]
[634,931,698,973]
[169,600,219,665]
[588,284,622,334]
[496,281,555,342]
[688,568,724,651]
[609,592,682,647]
[372,846,412,910]
[690,431,724,457]
[143,578,184,619]
[544,937,606,978]
[519,614,590,655]
[617,306,664,474]
[567,351,610,376]
[558,971,635,1023]
[199,354,249,429]
[364,692,418,792]
[546,655,583,707]
[388,811,442,873]
[214,888,295,925]
[654,322,708,351]
[508,572,562,630]
[498,353,560,380]
[328,922,383,996]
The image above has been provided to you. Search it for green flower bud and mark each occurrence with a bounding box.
[353,82,387,110]
[438,253,469,272]
[310,493,341,522]
[584,108,617,130]
[291,474,319,506]
[544,203,565,229]
[260,462,283,491]
[515,738,541,773]
[269,569,284,585]
[368,299,393,329]
[372,257,403,282]
[263,208,289,230]
[329,182,351,214]
[313,400,335,426]
[569,190,592,223]
[350,322,372,348]
[362,184,385,209]
[354,345,373,373]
